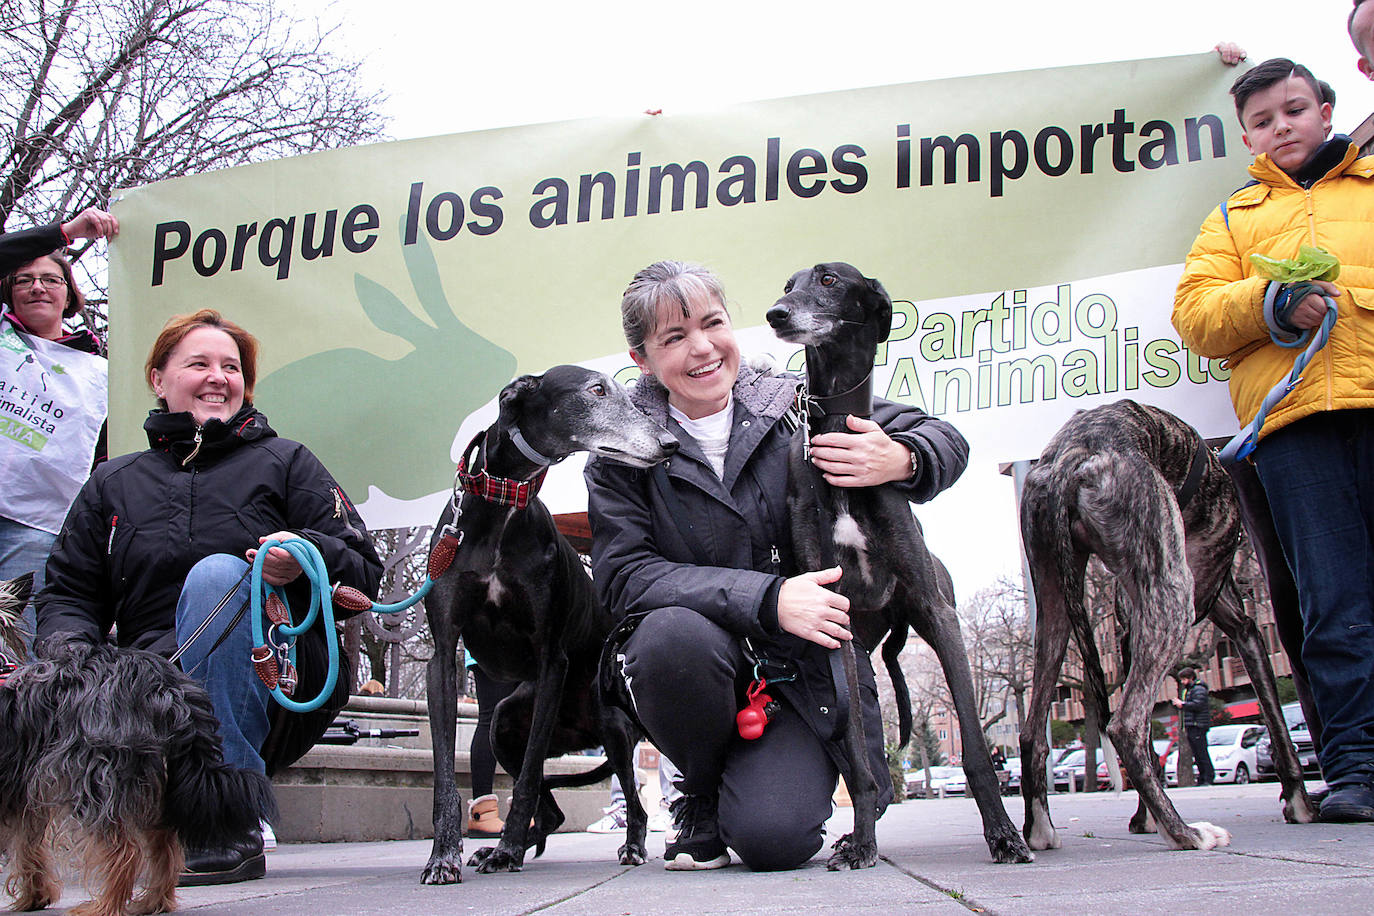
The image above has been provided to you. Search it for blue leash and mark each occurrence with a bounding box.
[1217,296,1338,465]
[249,535,437,712]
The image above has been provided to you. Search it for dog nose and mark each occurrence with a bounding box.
[765,304,789,328]
[658,433,679,454]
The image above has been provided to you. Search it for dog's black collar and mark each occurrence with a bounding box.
[804,379,874,420]
[456,430,547,510]
[801,350,875,420]
[1175,431,1210,511]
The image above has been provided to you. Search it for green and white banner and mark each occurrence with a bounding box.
[109,53,1248,573]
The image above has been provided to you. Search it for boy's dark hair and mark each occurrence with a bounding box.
[1230,58,1325,123]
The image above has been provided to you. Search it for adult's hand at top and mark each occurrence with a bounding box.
[1215,42,1247,65]
[61,208,119,242]
[777,566,851,649]
[247,530,304,586]
[809,415,914,487]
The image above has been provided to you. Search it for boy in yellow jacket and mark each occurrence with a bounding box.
[1174,58,1374,823]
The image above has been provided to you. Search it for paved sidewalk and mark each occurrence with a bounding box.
[49,782,1374,914]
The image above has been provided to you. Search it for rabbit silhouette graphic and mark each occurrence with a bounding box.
[256,227,515,500]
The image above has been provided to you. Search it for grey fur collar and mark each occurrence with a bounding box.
[630,365,798,427]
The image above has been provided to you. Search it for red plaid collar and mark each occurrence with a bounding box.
[0,653,18,688]
[456,431,547,510]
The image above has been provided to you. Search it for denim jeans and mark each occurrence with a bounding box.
[175,554,272,775]
[1254,410,1374,787]
[0,516,56,655]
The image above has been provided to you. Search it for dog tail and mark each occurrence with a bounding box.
[163,678,278,848]
[881,625,913,748]
[541,759,614,791]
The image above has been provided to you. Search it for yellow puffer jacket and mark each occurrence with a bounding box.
[1173,140,1374,440]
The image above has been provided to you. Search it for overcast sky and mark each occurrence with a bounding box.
[297,0,1371,598]
[311,0,1372,142]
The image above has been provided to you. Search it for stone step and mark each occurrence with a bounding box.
[271,695,650,843]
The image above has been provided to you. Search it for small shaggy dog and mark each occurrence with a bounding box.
[0,576,276,916]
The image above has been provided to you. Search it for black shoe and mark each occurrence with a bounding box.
[1318,783,1374,823]
[664,794,729,870]
[179,832,267,886]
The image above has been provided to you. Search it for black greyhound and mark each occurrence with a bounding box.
[1018,400,1315,853]
[766,262,1034,867]
[420,365,677,884]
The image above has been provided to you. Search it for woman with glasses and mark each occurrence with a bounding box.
[0,208,118,641]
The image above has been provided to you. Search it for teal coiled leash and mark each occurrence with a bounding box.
[248,532,454,712]
[1217,293,1338,465]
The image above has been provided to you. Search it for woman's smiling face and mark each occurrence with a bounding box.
[631,289,740,420]
[150,326,245,426]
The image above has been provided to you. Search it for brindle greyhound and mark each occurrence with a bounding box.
[766,262,1034,867]
[420,365,677,884]
[1018,400,1316,852]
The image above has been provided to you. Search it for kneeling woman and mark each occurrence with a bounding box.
[586,262,968,871]
[38,310,381,885]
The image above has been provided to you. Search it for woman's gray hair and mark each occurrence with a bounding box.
[621,260,727,355]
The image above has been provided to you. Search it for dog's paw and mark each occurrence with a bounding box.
[988,831,1034,864]
[618,842,647,866]
[128,889,177,915]
[1185,821,1232,850]
[420,853,464,885]
[10,882,59,913]
[472,844,524,874]
[1128,811,1158,834]
[825,833,879,870]
[1024,799,1061,850]
[1282,789,1318,825]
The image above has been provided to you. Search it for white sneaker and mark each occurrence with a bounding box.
[586,805,627,834]
[259,820,277,852]
[648,803,672,832]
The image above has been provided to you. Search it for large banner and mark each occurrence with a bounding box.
[108,53,1250,589]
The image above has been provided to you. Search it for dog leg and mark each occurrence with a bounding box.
[127,829,180,916]
[1129,796,1158,834]
[473,653,570,874]
[421,600,465,885]
[1018,546,1077,852]
[5,814,61,912]
[826,640,880,870]
[917,602,1033,864]
[1208,583,1316,823]
[68,832,142,916]
[600,709,648,867]
[1107,528,1226,851]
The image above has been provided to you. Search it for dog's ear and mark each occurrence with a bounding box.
[498,374,541,419]
[865,276,893,342]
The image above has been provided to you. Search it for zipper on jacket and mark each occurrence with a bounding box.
[770,544,780,566]
[107,515,118,555]
[181,425,204,467]
[1304,191,1335,412]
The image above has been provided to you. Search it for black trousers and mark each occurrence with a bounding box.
[1185,725,1215,785]
[622,606,837,871]
[470,665,519,798]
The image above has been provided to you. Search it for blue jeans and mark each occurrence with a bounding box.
[1254,410,1374,787]
[175,554,272,775]
[0,517,56,656]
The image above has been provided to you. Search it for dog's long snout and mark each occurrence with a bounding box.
[765,303,790,329]
[657,432,679,457]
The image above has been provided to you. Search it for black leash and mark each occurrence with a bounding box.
[167,565,253,672]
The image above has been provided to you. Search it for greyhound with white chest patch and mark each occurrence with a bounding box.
[420,365,677,884]
[767,262,1034,867]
